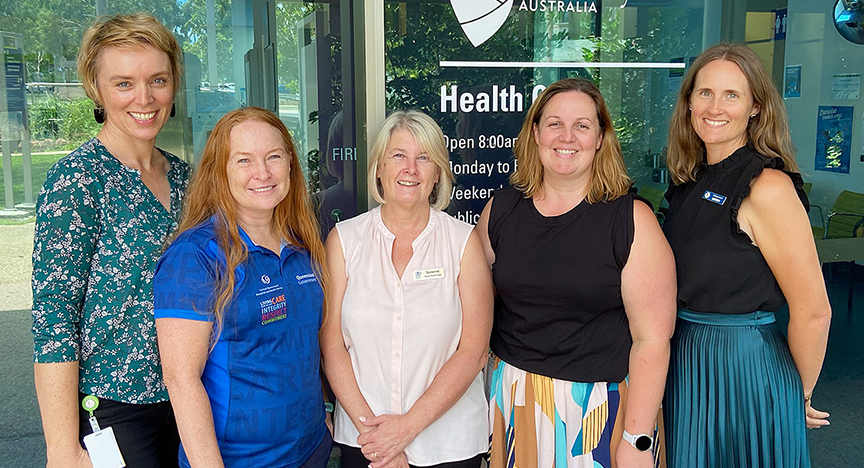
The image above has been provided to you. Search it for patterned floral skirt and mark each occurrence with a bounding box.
[488,356,663,468]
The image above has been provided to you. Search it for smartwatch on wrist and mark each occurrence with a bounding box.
[622,429,653,452]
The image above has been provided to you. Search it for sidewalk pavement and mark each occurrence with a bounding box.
[0,223,43,465]
[0,222,34,312]
[0,308,45,467]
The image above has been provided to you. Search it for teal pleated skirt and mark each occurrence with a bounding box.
[663,309,810,468]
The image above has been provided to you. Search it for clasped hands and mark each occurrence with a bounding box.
[357,414,418,468]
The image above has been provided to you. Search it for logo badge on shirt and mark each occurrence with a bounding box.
[413,268,445,281]
[260,293,287,324]
[261,275,271,284]
[702,190,727,206]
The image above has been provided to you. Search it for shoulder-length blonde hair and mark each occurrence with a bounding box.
[667,43,797,184]
[78,13,183,108]
[367,110,454,210]
[510,78,631,202]
[174,107,328,341]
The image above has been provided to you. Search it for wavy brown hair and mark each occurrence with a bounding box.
[175,107,328,342]
[510,78,631,202]
[667,43,797,184]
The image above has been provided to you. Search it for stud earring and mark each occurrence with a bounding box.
[93,106,105,124]
[170,103,176,118]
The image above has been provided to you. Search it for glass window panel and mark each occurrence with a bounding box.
[384,0,707,222]
[0,0,354,464]
[278,1,358,233]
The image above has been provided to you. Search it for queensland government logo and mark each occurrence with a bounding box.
[451,0,607,47]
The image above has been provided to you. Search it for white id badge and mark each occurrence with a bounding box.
[83,426,126,468]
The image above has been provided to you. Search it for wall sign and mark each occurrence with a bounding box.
[386,2,692,223]
[815,105,853,174]
[832,73,860,100]
[784,65,801,99]
[773,9,787,41]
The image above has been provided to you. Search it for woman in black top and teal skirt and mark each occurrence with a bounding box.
[477,78,676,468]
[662,43,831,467]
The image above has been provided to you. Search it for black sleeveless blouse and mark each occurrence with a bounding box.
[488,186,637,382]
[663,145,809,314]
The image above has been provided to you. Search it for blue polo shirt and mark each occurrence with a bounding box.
[153,217,327,468]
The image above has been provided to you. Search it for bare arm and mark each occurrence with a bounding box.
[31,159,101,468]
[616,201,677,467]
[157,318,224,467]
[476,198,496,267]
[34,363,92,468]
[739,169,831,427]
[319,229,377,435]
[357,230,494,467]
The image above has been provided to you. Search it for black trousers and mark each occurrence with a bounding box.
[336,443,483,468]
[301,431,335,468]
[78,393,180,468]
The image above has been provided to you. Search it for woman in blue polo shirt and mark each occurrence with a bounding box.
[153,107,331,468]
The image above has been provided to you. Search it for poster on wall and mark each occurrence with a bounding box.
[832,74,860,100]
[784,65,801,99]
[814,106,853,174]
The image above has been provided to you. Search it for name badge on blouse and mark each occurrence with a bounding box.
[702,190,727,206]
[413,268,444,281]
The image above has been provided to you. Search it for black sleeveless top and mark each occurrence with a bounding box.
[663,145,809,314]
[488,186,637,383]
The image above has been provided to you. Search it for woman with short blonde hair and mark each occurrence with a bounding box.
[367,110,454,210]
[32,12,187,467]
[324,110,492,468]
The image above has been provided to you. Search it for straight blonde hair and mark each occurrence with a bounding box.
[367,110,454,210]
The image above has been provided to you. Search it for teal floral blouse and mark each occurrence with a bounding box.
[32,138,189,404]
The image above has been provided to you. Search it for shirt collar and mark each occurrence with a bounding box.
[207,214,262,253]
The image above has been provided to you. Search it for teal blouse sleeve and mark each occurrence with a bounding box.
[31,153,101,362]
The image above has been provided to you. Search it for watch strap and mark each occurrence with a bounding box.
[622,429,653,452]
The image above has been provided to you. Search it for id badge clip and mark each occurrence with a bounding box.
[81,395,126,468]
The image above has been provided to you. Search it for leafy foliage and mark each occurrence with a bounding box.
[62,98,102,141]
[28,95,99,149]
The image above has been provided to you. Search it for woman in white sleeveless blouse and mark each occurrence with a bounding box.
[321,110,493,468]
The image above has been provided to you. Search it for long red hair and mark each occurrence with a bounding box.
[174,107,328,342]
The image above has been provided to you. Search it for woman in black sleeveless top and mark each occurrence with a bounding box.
[662,43,831,467]
[476,78,676,468]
